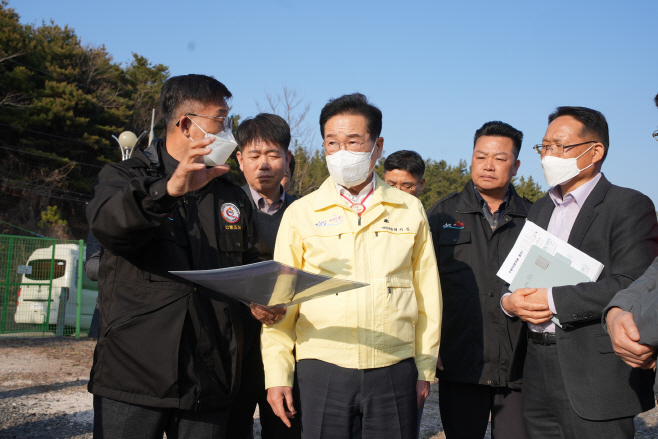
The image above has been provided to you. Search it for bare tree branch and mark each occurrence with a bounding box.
[0,91,28,107]
[0,53,29,107]
[256,86,319,196]
[0,52,25,64]
[256,85,315,149]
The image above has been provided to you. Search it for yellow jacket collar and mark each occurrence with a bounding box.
[312,174,405,212]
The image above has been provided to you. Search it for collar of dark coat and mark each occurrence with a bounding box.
[455,179,529,217]
[534,173,611,248]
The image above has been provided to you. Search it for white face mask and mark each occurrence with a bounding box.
[540,144,595,187]
[326,146,376,188]
[188,117,238,166]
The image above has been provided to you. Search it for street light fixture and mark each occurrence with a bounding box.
[112,130,147,161]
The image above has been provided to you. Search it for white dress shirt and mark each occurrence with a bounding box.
[335,173,377,210]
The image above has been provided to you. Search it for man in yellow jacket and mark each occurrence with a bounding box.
[262,93,442,439]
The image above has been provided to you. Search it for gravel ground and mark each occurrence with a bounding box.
[1,337,658,438]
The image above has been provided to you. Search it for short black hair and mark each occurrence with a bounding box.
[654,93,658,108]
[160,74,232,131]
[235,113,291,151]
[548,106,609,163]
[288,154,296,177]
[473,121,523,159]
[384,150,425,179]
[319,93,382,139]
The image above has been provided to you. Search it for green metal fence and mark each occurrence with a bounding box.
[0,234,97,338]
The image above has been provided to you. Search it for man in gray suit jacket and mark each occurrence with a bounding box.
[604,93,658,393]
[502,106,658,439]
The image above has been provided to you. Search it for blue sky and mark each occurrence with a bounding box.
[15,0,658,205]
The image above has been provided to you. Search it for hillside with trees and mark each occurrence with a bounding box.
[0,1,544,240]
[0,1,168,238]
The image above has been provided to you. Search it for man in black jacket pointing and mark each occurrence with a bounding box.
[87,74,265,439]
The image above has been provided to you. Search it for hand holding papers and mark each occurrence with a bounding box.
[498,221,604,327]
[171,261,369,307]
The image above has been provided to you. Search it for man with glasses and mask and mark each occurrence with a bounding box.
[261,93,441,439]
[502,106,658,439]
[427,121,531,439]
[87,74,266,439]
[603,93,658,403]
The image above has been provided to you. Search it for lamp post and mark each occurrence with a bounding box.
[112,130,147,161]
[148,109,156,147]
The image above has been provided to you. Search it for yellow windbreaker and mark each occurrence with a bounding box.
[261,175,442,388]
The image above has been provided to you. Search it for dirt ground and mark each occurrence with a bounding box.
[1,337,658,439]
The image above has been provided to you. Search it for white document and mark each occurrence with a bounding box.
[171,260,369,306]
[497,221,604,284]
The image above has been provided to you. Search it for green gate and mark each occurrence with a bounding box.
[0,235,96,338]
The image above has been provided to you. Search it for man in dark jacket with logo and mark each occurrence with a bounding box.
[87,74,265,439]
[427,121,531,439]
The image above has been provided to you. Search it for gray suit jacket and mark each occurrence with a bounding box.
[509,174,658,420]
[605,256,658,395]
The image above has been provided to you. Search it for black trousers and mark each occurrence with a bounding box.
[297,358,418,439]
[438,380,527,439]
[522,341,635,439]
[227,323,301,439]
[93,396,230,439]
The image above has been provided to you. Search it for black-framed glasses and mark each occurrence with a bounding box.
[323,138,375,154]
[653,130,658,141]
[533,140,596,155]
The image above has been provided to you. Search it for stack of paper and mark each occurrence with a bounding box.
[497,221,604,286]
[171,261,369,306]
[497,221,605,328]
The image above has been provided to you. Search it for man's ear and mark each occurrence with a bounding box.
[374,137,384,160]
[176,115,192,137]
[512,159,521,177]
[418,177,426,193]
[591,143,605,165]
[236,149,245,172]
[285,150,292,169]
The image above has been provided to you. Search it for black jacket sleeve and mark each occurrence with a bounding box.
[86,162,180,256]
[84,230,102,281]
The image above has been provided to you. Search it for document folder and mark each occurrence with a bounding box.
[498,221,603,285]
[509,245,591,328]
[509,245,590,292]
